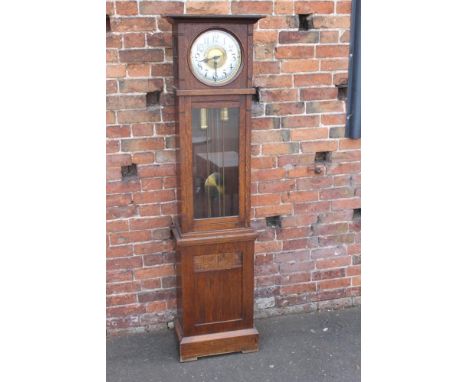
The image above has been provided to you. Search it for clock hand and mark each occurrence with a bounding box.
[198,55,221,63]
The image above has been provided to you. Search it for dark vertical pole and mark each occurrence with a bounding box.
[345,0,361,139]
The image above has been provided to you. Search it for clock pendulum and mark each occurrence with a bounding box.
[167,14,265,362]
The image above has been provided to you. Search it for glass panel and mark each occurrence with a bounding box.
[192,106,240,219]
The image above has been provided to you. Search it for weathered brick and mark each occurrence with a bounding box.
[186,1,230,14]
[279,31,319,44]
[119,49,164,63]
[139,1,184,15]
[276,46,315,59]
[111,17,155,32]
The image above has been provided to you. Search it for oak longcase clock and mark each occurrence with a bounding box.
[167,15,264,362]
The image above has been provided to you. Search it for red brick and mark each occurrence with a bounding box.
[320,59,349,71]
[146,301,167,313]
[266,102,304,116]
[280,283,316,295]
[254,31,278,44]
[258,180,295,193]
[302,140,338,153]
[110,230,152,245]
[107,294,137,306]
[301,87,338,101]
[316,256,351,269]
[282,59,319,73]
[107,256,143,271]
[320,187,354,200]
[119,79,163,93]
[124,34,146,49]
[151,63,173,77]
[254,75,293,88]
[107,64,126,78]
[186,1,230,14]
[107,282,140,295]
[252,117,280,130]
[252,168,287,181]
[262,142,299,155]
[279,31,319,44]
[119,49,164,63]
[261,89,298,102]
[290,128,328,141]
[318,278,351,290]
[252,193,282,207]
[252,130,288,144]
[134,264,174,280]
[282,115,320,129]
[252,157,277,169]
[132,190,175,204]
[106,125,131,138]
[147,33,172,48]
[274,0,294,14]
[336,1,352,14]
[255,204,293,218]
[139,1,184,15]
[232,1,273,14]
[121,138,164,152]
[107,220,129,234]
[276,46,315,59]
[327,162,361,175]
[322,114,346,126]
[312,15,351,29]
[307,101,344,114]
[295,1,334,14]
[115,1,138,15]
[294,73,332,86]
[339,139,361,150]
[331,198,360,210]
[259,16,298,30]
[281,191,319,203]
[320,31,339,43]
[106,244,132,258]
[111,17,155,32]
[253,61,281,75]
[316,45,349,58]
[107,95,146,110]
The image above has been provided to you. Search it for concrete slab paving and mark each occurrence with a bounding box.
[107,306,360,382]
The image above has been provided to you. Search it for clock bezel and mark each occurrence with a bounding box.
[188,28,244,87]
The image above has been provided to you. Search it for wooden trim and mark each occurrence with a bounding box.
[175,88,257,97]
[166,15,266,23]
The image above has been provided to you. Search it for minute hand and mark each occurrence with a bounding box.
[199,55,221,63]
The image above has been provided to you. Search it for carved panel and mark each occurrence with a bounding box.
[194,252,242,272]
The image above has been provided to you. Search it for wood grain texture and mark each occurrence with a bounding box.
[171,15,262,362]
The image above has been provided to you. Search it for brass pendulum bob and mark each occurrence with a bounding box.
[220,107,229,122]
[200,108,208,129]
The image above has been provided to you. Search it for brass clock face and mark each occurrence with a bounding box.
[189,30,242,86]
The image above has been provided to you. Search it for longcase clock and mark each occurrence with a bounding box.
[166,15,264,362]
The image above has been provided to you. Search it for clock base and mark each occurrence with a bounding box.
[175,318,259,362]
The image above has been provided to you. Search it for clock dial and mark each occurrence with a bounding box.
[190,30,242,86]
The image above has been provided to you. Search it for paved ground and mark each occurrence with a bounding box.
[107,306,360,382]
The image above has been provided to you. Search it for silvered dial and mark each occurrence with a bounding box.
[190,30,242,86]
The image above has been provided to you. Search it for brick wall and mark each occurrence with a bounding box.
[106,0,361,333]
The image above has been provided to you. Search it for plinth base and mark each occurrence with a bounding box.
[175,319,259,362]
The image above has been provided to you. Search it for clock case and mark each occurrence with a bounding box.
[166,15,264,362]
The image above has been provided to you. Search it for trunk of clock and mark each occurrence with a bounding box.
[172,226,259,362]
[166,14,265,362]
